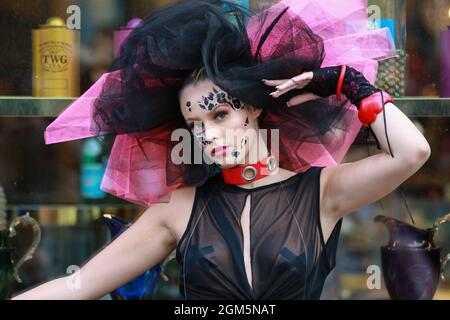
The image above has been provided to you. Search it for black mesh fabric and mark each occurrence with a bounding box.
[176,166,342,300]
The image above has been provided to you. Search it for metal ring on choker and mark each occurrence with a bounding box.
[242,166,258,181]
[266,155,278,172]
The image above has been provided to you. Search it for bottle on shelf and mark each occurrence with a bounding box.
[32,17,80,97]
[80,137,108,204]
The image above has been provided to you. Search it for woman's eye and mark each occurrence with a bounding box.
[215,111,227,120]
[187,112,226,130]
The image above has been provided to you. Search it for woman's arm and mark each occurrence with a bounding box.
[263,67,431,223]
[321,102,431,220]
[11,186,195,300]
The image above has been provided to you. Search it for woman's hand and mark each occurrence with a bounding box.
[262,71,321,107]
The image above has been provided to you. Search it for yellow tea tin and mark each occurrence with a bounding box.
[32,17,80,97]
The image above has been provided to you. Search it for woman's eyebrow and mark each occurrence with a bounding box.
[185,103,229,121]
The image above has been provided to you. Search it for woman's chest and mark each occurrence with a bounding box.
[175,191,319,273]
[177,199,319,298]
[170,187,335,249]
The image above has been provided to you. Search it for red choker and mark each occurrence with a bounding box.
[221,155,278,184]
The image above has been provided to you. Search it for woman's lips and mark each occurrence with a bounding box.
[211,146,228,156]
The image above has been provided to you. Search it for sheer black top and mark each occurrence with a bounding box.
[175,166,342,300]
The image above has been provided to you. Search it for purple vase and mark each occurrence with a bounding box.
[375,214,450,300]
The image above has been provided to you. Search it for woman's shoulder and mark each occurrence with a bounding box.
[165,186,197,212]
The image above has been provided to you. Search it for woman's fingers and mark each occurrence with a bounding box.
[263,73,318,106]
[264,72,314,98]
[269,79,299,97]
[275,77,300,92]
[286,93,321,107]
[262,79,289,86]
[263,79,295,98]
[270,85,295,98]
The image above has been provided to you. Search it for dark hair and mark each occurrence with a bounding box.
[178,66,210,104]
[181,66,209,91]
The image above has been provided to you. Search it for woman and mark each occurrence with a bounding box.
[13,0,430,300]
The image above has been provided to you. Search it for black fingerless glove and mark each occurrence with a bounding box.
[303,66,380,109]
[304,65,395,158]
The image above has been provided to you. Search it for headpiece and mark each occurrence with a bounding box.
[45,0,397,206]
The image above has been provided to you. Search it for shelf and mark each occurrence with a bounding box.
[0,96,75,117]
[397,97,450,117]
[1,96,450,117]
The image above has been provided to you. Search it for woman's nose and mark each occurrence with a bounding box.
[203,123,221,144]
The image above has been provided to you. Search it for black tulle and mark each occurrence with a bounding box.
[93,0,326,135]
[90,0,358,188]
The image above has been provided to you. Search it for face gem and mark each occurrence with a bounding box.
[197,86,244,111]
[216,92,227,104]
[231,98,242,109]
[186,101,192,112]
[231,150,240,158]
[194,134,207,147]
[192,126,207,146]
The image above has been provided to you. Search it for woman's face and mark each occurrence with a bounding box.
[179,79,262,168]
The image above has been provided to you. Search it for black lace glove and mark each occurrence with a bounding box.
[303,65,395,158]
[303,66,380,109]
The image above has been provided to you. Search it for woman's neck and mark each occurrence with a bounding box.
[222,131,296,189]
[243,131,271,165]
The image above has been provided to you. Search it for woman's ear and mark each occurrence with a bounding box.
[246,104,263,120]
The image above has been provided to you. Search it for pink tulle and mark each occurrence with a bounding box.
[246,0,396,169]
[44,0,397,206]
[101,130,183,206]
[44,71,121,144]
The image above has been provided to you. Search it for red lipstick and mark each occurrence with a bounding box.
[211,146,228,156]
